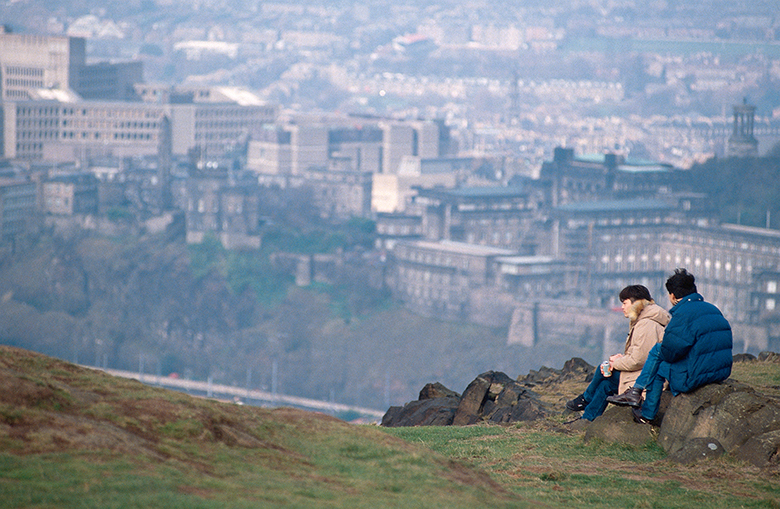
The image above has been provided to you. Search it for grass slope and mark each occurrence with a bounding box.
[0,346,515,508]
[1,346,779,508]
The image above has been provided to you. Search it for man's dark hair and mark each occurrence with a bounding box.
[665,268,697,299]
[619,284,653,302]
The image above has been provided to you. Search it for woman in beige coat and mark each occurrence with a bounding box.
[610,292,671,394]
[566,285,670,421]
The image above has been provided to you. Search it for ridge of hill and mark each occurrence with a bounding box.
[3,346,780,508]
[0,345,519,508]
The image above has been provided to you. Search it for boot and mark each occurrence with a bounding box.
[606,386,643,408]
[565,394,587,412]
[632,407,652,424]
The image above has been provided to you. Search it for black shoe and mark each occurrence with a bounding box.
[606,387,643,408]
[565,394,587,411]
[632,407,652,424]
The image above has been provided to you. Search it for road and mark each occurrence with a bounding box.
[90,367,386,421]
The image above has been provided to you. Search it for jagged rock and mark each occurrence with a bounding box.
[481,379,547,424]
[381,396,460,427]
[381,371,547,427]
[453,371,547,425]
[517,357,595,387]
[518,366,562,386]
[666,438,726,464]
[419,382,460,400]
[658,379,780,468]
[758,351,780,363]
[733,353,757,362]
[452,371,513,425]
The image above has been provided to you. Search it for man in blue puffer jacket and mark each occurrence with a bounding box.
[606,268,733,424]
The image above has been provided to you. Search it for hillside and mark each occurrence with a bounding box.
[0,345,515,508]
[2,345,779,508]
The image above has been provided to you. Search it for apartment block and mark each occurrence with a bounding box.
[0,30,84,101]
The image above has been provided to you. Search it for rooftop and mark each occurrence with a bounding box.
[404,239,518,257]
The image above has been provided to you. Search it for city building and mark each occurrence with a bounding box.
[0,29,142,102]
[302,167,372,220]
[41,173,99,215]
[2,90,167,162]
[168,88,277,162]
[375,212,423,250]
[539,146,679,207]
[389,239,517,319]
[1,87,276,164]
[184,173,261,249]
[0,176,36,244]
[246,123,328,176]
[411,185,546,253]
[76,61,143,101]
[0,30,84,101]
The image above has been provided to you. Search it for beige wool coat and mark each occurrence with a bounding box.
[611,299,671,394]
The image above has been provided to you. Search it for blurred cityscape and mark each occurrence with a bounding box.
[2,0,780,405]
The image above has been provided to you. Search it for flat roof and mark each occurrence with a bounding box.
[575,154,674,173]
[495,255,558,265]
[403,239,518,257]
[419,186,528,199]
[557,198,674,213]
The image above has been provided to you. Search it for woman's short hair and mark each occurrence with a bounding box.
[618,284,653,302]
[665,268,697,299]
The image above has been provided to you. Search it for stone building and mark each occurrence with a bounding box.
[412,185,547,253]
[539,146,678,207]
[389,239,516,319]
[41,173,98,216]
[184,173,261,249]
[727,99,759,158]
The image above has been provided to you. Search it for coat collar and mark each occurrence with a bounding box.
[671,292,704,313]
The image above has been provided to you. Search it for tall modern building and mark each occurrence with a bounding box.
[0,29,85,101]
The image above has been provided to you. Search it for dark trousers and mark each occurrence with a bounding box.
[633,342,666,420]
[582,368,620,421]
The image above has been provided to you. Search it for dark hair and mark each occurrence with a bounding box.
[665,268,697,299]
[618,284,652,302]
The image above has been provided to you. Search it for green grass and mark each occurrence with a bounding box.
[382,424,780,509]
[2,346,780,509]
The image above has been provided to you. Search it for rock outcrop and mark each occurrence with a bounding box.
[382,371,548,427]
[658,379,780,468]
[583,354,780,469]
[383,352,780,469]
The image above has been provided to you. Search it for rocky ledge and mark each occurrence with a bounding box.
[381,353,780,470]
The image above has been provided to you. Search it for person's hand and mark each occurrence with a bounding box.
[608,353,623,368]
